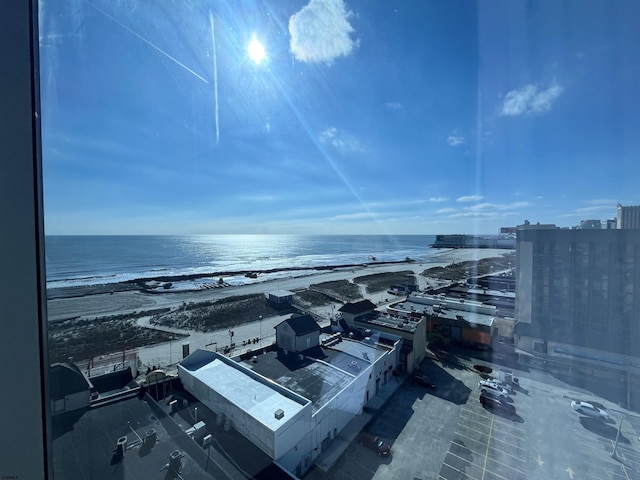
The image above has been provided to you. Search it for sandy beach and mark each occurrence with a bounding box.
[48,248,513,370]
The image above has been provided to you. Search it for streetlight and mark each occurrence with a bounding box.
[259,315,263,347]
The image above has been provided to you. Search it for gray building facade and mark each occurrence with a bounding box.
[617,204,640,229]
[516,226,640,359]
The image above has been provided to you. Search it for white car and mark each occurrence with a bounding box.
[571,401,610,420]
[478,380,509,400]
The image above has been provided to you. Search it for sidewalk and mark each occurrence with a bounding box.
[311,373,406,474]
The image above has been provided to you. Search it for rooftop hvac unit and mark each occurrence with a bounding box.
[169,450,182,471]
[116,436,127,457]
[144,429,157,448]
[274,409,285,420]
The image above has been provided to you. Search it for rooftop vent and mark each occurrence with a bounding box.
[274,409,285,420]
[169,450,182,471]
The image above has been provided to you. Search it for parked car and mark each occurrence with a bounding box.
[571,401,610,420]
[490,379,514,393]
[411,373,436,389]
[359,433,391,456]
[478,380,509,400]
[479,393,516,415]
[474,364,493,374]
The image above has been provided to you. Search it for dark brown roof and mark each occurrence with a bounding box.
[338,299,377,315]
[276,314,320,336]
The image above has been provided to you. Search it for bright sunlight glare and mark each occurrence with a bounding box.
[248,35,266,64]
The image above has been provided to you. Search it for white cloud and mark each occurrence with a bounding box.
[319,127,363,153]
[331,212,376,221]
[447,135,465,147]
[289,0,358,64]
[429,197,448,203]
[501,84,563,116]
[575,205,616,214]
[467,201,530,211]
[456,195,484,203]
[448,211,501,218]
[585,198,617,205]
[436,208,456,214]
[385,102,402,110]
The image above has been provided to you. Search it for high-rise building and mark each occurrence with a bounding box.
[515,224,640,362]
[617,204,640,229]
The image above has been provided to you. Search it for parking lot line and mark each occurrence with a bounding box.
[454,429,527,464]
[490,416,526,433]
[485,432,527,453]
[456,422,493,438]
[490,447,527,470]
[459,415,493,430]
[460,410,492,423]
[481,414,494,480]
[484,454,527,476]
[451,438,526,467]
[440,461,480,480]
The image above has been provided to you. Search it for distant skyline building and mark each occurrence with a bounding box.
[515,224,640,367]
[617,204,640,229]
[577,219,602,229]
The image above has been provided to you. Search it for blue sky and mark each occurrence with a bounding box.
[40,0,640,235]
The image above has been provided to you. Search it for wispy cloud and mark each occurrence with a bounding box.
[447,135,465,147]
[385,102,402,110]
[457,195,484,203]
[331,212,376,221]
[289,0,358,64]
[467,201,530,211]
[575,205,617,214]
[429,197,448,203]
[448,211,519,219]
[319,127,363,154]
[436,208,456,214]
[501,83,563,116]
[585,198,617,205]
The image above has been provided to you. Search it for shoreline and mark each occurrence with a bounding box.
[47,248,514,367]
[46,257,420,300]
[47,248,513,322]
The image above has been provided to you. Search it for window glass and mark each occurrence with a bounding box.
[38,1,640,479]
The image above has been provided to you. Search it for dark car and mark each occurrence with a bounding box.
[411,373,436,389]
[480,393,516,415]
[359,433,391,456]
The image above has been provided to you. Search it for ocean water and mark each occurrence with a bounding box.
[45,235,437,288]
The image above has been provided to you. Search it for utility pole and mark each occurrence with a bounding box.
[612,415,624,461]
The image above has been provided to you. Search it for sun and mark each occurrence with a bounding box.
[248,35,266,65]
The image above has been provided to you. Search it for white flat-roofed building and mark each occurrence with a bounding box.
[326,336,399,401]
[179,349,312,462]
[179,343,379,477]
[407,293,498,316]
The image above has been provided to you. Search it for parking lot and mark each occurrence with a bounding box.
[322,355,640,480]
[439,399,527,480]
